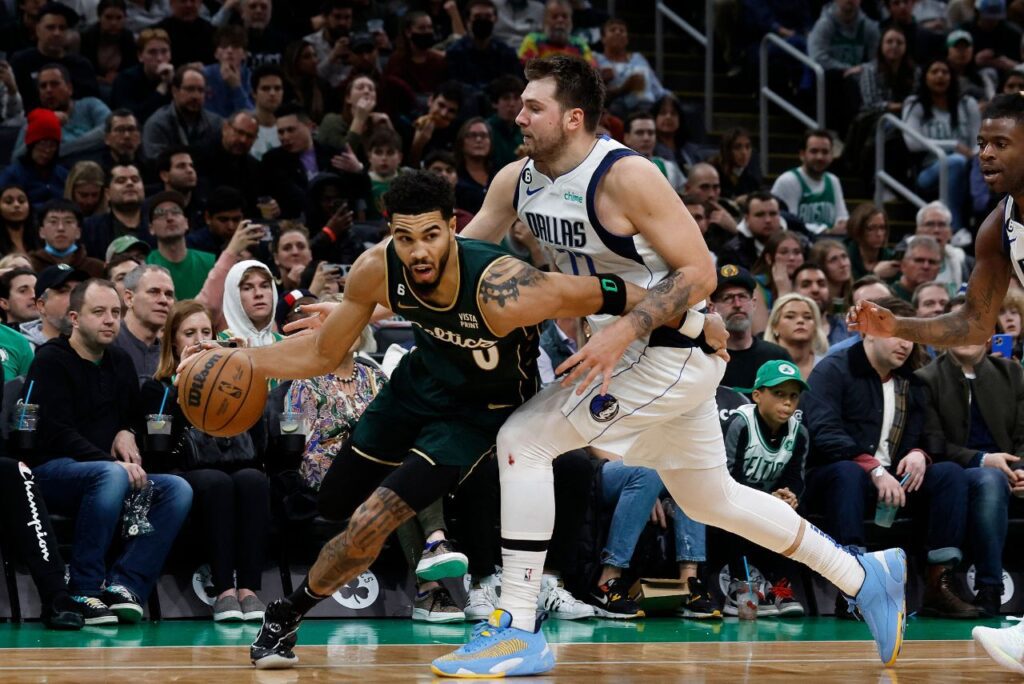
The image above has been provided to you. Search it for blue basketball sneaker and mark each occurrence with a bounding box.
[845,548,907,666]
[431,609,555,678]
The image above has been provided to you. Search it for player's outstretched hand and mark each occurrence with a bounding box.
[556,322,635,397]
[173,339,245,379]
[281,302,340,336]
[847,300,897,337]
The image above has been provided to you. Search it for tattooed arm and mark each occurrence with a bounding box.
[477,256,647,336]
[848,203,1010,346]
[308,487,415,595]
[556,156,718,395]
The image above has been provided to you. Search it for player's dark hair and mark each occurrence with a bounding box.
[983,92,1024,126]
[524,55,605,133]
[382,170,455,221]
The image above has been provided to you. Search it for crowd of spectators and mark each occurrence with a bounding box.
[0,0,1022,632]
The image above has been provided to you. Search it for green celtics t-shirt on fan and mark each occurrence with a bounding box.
[147,249,216,300]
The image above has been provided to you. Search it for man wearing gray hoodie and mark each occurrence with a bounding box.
[808,0,880,131]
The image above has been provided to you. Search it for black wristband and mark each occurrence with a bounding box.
[595,273,628,315]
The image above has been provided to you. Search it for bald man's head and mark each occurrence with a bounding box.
[685,163,720,203]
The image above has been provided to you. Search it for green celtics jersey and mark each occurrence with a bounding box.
[790,167,837,229]
[384,236,540,406]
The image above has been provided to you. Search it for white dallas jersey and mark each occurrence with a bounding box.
[515,136,704,346]
[1003,196,1024,286]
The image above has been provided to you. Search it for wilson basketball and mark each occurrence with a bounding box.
[177,348,267,437]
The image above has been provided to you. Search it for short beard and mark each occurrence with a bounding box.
[55,316,73,337]
[405,242,452,296]
[725,315,751,334]
[111,199,141,214]
[529,127,569,165]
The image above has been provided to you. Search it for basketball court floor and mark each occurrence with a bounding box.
[0,616,1016,682]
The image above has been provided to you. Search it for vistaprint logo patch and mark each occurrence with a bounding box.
[563,191,583,204]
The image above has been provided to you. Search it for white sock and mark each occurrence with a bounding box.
[787,521,865,597]
[499,547,546,629]
[660,466,865,597]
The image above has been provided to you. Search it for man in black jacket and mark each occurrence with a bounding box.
[0,363,84,630]
[10,3,100,110]
[23,279,192,626]
[259,104,370,219]
[802,296,978,619]
[196,112,262,213]
[110,29,174,123]
[83,163,154,260]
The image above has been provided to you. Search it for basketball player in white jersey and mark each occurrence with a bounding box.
[433,55,908,678]
[850,92,1024,676]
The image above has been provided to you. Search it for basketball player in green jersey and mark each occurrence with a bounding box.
[177,170,725,669]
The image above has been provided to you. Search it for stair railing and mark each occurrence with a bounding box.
[654,0,713,132]
[759,34,825,177]
[873,113,948,209]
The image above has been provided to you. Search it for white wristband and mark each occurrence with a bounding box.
[678,309,705,339]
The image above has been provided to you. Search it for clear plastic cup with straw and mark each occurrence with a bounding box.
[736,556,759,620]
[10,381,37,452]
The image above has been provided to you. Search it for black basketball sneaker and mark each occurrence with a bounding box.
[250,599,302,669]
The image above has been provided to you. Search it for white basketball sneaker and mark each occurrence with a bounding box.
[538,576,595,620]
[973,617,1024,675]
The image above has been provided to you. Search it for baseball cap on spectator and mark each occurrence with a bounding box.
[146,190,187,222]
[276,289,317,329]
[714,264,756,296]
[25,109,62,147]
[105,235,152,262]
[35,264,89,299]
[37,2,80,25]
[978,0,1006,19]
[946,29,973,47]
[753,359,810,392]
[350,32,374,52]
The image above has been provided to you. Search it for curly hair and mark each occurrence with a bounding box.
[382,169,454,220]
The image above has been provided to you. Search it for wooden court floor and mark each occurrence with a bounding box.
[0,618,1017,682]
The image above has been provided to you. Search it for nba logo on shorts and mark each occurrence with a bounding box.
[590,394,619,422]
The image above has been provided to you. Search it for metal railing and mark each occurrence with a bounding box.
[873,113,948,209]
[654,0,713,132]
[759,34,825,178]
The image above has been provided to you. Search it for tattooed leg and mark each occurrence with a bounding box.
[308,487,415,595]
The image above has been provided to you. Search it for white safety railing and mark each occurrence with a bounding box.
[873,113,948,209]
[654,0,713,132]
[759,34,825,178]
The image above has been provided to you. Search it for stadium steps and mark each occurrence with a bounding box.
[652,40,921,242]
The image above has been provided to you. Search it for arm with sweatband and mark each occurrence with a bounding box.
[678,309,706,338]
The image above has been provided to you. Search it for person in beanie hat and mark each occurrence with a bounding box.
[275,288,318,332]
[0,109,68,205]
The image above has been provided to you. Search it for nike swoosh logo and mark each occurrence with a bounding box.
[487,403,514,410]
[396,303,418,309]
[525,187,543,196]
